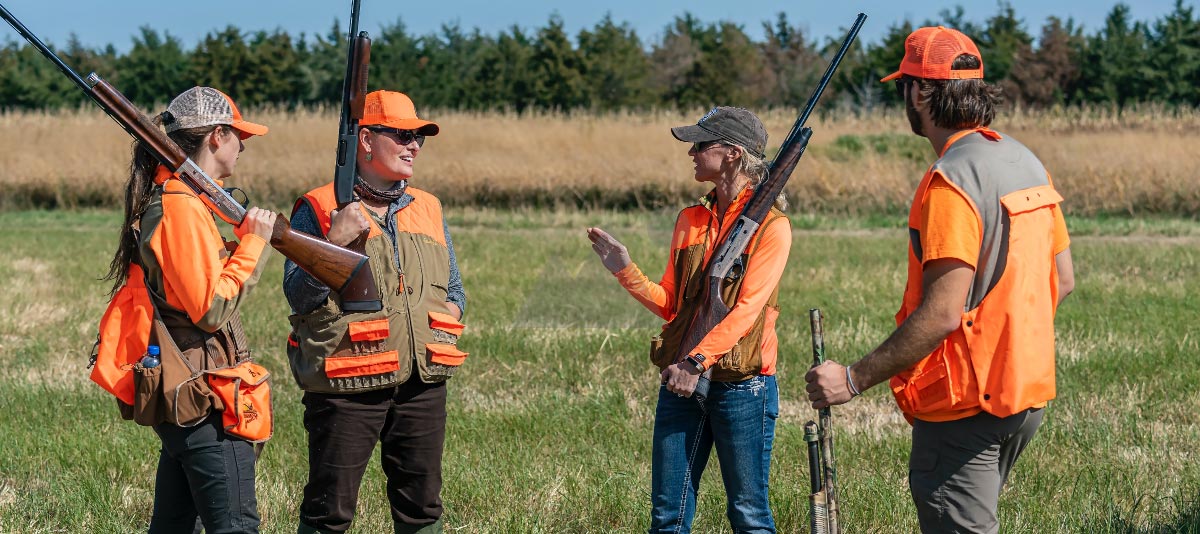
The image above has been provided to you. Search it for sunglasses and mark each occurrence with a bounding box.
[692,141,728,153]
[369,127,426,147]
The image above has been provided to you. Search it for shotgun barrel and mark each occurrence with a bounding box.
[0,3,370,294]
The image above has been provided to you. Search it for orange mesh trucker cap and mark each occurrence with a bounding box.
[360,91,440,135]
[880,26,984,82]
[163,86,268,139]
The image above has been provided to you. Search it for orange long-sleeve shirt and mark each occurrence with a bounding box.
[615,188,791,374]
[143,166,270,332]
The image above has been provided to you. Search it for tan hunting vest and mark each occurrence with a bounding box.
[651,207,786,383]
[287,183,466,393]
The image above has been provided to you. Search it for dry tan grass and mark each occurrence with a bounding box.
[3,106,1199,215]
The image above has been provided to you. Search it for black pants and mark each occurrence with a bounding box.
[150,412,260,534]
[299,372,448,533]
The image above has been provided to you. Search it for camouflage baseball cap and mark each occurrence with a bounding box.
[161,86,268,139]
[671,106,767,158]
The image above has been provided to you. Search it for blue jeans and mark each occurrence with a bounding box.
[649,375,779,534]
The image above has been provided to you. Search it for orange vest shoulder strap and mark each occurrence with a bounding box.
[298,183,338,236]
[298,183,383,239]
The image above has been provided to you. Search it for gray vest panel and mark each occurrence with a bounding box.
[930,132,1049,310]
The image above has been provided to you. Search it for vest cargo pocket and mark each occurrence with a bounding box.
[325,350,401,378]
[427,343,467,366]
[423,343,466,381]
[205,361,273,443]
[429,311,464,343]
[649,336,668,368]
[131,363,165,426]
[424,311,466,382]
[430,282,449,302]
[171,376,217,428]
[893,352,953,415]
[348,318,390,354]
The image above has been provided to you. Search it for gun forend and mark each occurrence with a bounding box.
[349,32,372,119]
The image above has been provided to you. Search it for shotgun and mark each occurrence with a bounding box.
[679,13,867,403]
[804,421,830,534]
[806,308,841,534]
[0,4,370,295]
[328,0,383,312]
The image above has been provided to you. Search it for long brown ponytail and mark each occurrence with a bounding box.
[102,120,226,295]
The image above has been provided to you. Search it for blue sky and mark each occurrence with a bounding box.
[0,0,1189,52]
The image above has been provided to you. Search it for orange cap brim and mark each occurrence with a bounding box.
[231,120,269,139]
[372,118,440,136]
[880,70,903,83]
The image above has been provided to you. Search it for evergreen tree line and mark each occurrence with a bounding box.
[2,1,1198,112]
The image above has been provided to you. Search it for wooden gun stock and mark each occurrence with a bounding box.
[270,218,369,294]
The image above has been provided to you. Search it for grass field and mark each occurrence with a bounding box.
[1,208,1199,533]
[3,105,1200,216]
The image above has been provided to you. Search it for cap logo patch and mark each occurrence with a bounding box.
[698,107,719,124]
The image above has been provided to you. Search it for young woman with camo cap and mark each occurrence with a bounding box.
[100,86,274,533]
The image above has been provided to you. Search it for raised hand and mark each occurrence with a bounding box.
[586,227,632,274]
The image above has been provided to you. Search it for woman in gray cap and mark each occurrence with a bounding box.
[587,107,790,533]
[100,86,274,533]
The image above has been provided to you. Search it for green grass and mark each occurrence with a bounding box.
[1,209,1199,533]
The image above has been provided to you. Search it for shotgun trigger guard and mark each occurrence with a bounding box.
[724,257,745,283]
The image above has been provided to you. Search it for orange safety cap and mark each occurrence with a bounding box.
[217,89,270,139]
[360,90,440,136]
[880,26,984,82]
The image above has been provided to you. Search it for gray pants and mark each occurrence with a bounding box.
[909,408,1044,534]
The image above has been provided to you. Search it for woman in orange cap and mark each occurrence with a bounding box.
[284,90,466,534]
[101,86,275,533]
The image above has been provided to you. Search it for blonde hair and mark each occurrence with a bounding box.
[734,146,788,211]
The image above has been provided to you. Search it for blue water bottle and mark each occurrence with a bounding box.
[141,345,161,368]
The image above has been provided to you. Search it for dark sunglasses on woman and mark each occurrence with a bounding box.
[369,127,426,147]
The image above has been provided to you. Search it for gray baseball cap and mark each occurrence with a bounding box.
[671,106,767,158]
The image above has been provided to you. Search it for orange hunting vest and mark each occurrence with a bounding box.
[891,129,1063,423]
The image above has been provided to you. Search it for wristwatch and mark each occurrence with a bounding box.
[684,353,707,371]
